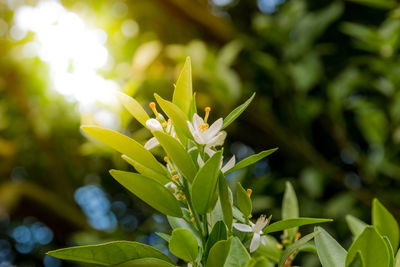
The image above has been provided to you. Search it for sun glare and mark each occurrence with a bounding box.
[12,0,120,128]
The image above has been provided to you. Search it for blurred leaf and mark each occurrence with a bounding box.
[282,181,299,241]
[279,231,319,267]
[173,57,193,116]
[122,155,169,185]
[116,92,150,127]
[169,228,198,262]
[348,252,365,267]
[372,198,399,251]
[236,182,252,218]
[153,131,197,182]
[253,235,282,263]
[222,93,255,129]
[81,126,165,175]
[315,227,347,267]
[192,151,222,214]
[347,0,396,9]
[205,221,228,261]
[346,215,368,238]
[109,170,183,218]
[263,218,332,234]
[219,173,233,231]
[247,257,274,267]
[345,226,390,267]
[225,148,278,174]
[155,232,171,242]
[47,241,174,265]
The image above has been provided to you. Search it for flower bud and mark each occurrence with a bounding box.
[146,118,163,131]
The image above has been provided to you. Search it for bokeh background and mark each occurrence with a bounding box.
[1,0,400,266]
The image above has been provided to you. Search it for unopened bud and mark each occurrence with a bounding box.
[146,118,163,131]
[246,189,252,197]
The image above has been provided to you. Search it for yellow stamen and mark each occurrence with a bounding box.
[164,156,169,163]
[204,107,211,123]
[199,123,209,132]
[172,174,179,181]
[149,102,159,116]
[246,189,252,197]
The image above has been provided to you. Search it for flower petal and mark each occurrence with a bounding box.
[146,118,163,131]
[207,131,226,147]
[188,121,205,144]
[144,137,159,150]
[204,147,216,157]
[192,113,203,129]
[197,154,205,168]
[233,223,253,232]
[222,155,236,173]
[250,233,261,253]
[261,235,267,246]
[206,118,223,138]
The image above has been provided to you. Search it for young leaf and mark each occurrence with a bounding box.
[345,226,390,267]
[114,258,176,267]
[348,252,364,267]
[154,94,192,138]
[282,181,299,241]
[346,215,368,238]
[222,93,256,129]
[372,198,399,251]
[116,92,150,127]
[205,221,228,261]
[81,126,164,175]
[314,226,347,267]
[206,240,230,267]
[153,131,197,182]
[236,182,252,218]
[169,228,198,262]
[121,155,169,185]
[109,170,183,218]
[279,231,319,267]
[172,57,193,116]
[191,151,223,214]
[263,218,332,234]
[224,148,278,174]
[47,241,174,265]
[219,173,233,231]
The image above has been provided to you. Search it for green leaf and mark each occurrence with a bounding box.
[109,170,182,218]
[395,248,400,267]
[225,148,278,174]
[253,235,282,263]
[155,232,171,242]
[282,181,299,241]
[279,231,319,267]
[263,218,332,234]
[169,229,198,262]
[372,198,399,251]
[114,258,176,267]
[348,252,364,267]
[153,131,197,182]
[247,257,274,267]
[47,241,174,265]
[383,236,395,267]
[205,221,228,261]
[206,237,250,267]
[121,155,169,185]
[116,92,150,127]
[81,126,164,175]
[315,226,347,267]
[222,93,255,129]
[188,92,197,120]
[346,215,368,238]
[154,94,192,139]
[346,226,390,267]
[236,182,252,218]
[172,57,193,116]
[167,214,201,245]
[192,151,223,214]
[218,173,233,231]
[206,240,230,267]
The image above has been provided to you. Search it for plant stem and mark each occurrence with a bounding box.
[202,214,209,240]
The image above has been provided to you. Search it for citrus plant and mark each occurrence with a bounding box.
[47,57,335,266]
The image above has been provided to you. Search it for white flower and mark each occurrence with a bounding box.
[146,118,163,131]
[197,152,235,173]
[144,118,177,150]
[187,108,226,147]
[233,215,269,253]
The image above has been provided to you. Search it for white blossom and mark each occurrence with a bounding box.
[233,215,269,253]
[187,113,226,147]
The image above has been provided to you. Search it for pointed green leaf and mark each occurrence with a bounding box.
[188,92,197,120]
[236,182,252,218]
[206,240,230,267]
[222,93,255,129]
[225,148,278,174]
[167,214,201,245]
[192,151,223,214]
[122,155,169,185]
[81,126,164,175]
[263,218,332,234]
[348,252,364,267]
[315,227,347,267]
[346,226,390,267]
[109,170,182,218]
[205,221,228,261]
[346,215,367,238]
[173,57,193,116]
[47,241,174,265]
[154,94,192,139]
[372,198,399,251]
[219,173,233,231]
[114,258,176,267]
[282,181,299,241]
[279,231,319,267]
[116,92,150,127]
[153,131,196,182]
[169,229,198,262]
[224,237,251,267]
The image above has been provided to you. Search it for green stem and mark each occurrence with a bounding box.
[203,214,209,240]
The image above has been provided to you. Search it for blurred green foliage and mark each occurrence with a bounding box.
[1,0,400,266]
